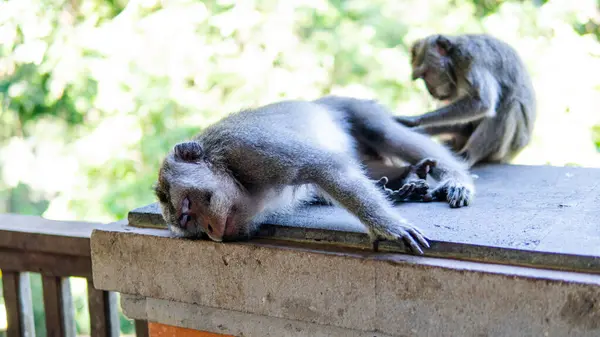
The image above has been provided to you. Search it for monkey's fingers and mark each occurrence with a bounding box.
[392,183,415,201]
[375,176,389,189]
[400,231,424,255]
[447,185,472,208]
[409,179,429,199]
[407,227,430,249]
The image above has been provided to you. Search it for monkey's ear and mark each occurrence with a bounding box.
[173,141,204,162]
[435,35,453,56]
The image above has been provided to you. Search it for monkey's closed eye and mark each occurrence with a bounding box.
[174,141,204,162]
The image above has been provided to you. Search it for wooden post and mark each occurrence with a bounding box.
[87,279,120,337]
[41,276,76,337]
[2,272,35,337]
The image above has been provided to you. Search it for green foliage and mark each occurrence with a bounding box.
[1,0,600,335]
[592,125,600,152]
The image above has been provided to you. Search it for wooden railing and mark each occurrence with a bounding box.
[0,214,148,337]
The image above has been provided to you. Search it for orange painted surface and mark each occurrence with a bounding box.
[148,322,235,337]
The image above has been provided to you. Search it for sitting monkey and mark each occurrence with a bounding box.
[396,34,537,167]
[154,96,475,255]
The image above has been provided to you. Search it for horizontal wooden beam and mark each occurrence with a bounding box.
[0,249,92,278]
[0,214,103,256]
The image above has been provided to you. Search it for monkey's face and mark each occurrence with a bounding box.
[410,35,457,101]
[154,141,255,242]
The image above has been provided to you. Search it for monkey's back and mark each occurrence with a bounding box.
[195,100,358,173]
[456,34,536,109]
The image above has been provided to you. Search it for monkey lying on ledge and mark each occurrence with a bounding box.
[154,96,475,255]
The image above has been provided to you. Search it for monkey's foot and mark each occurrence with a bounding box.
[390,179,430,202]
[411,158,437,180]
[427,179,473,208]
[376,176,430,202]
[370,221,430,255]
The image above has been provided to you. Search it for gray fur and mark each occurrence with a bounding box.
[396,33,537,167]
[155,96,476,255]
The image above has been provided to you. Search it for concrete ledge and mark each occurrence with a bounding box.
[121,294,396,337]
[91,226,600,337]
[127,165,600,274]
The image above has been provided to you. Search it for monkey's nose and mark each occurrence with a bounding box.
[202,217,224,242]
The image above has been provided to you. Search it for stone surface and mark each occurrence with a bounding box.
[128,164,600,273]
[91,227,600,337]
[121,295,395,337]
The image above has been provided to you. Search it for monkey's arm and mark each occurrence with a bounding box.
[412,124,470,136]
[397,69,500,127]
[229,133,429,254]
[307,158,429,254]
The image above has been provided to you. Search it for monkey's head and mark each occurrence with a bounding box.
[409,34,458,101]
[154,141,256,242]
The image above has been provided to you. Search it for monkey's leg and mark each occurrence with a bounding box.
[309,158,429,254]
[314,96,474,207]
[458,115,515,167]
[352,103,475,207]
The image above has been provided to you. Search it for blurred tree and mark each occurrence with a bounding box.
[0,0,599,334]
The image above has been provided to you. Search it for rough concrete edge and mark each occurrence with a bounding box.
[90,228,600,291]
[120,294,148,320]
[120,294,397,337]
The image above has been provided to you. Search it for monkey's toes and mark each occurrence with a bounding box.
[410,179,429,197]
[392,180,430,202]
[375,176,389,189]
[392,183,415,200]
[447,186,473,208]
[429,181,473,207]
